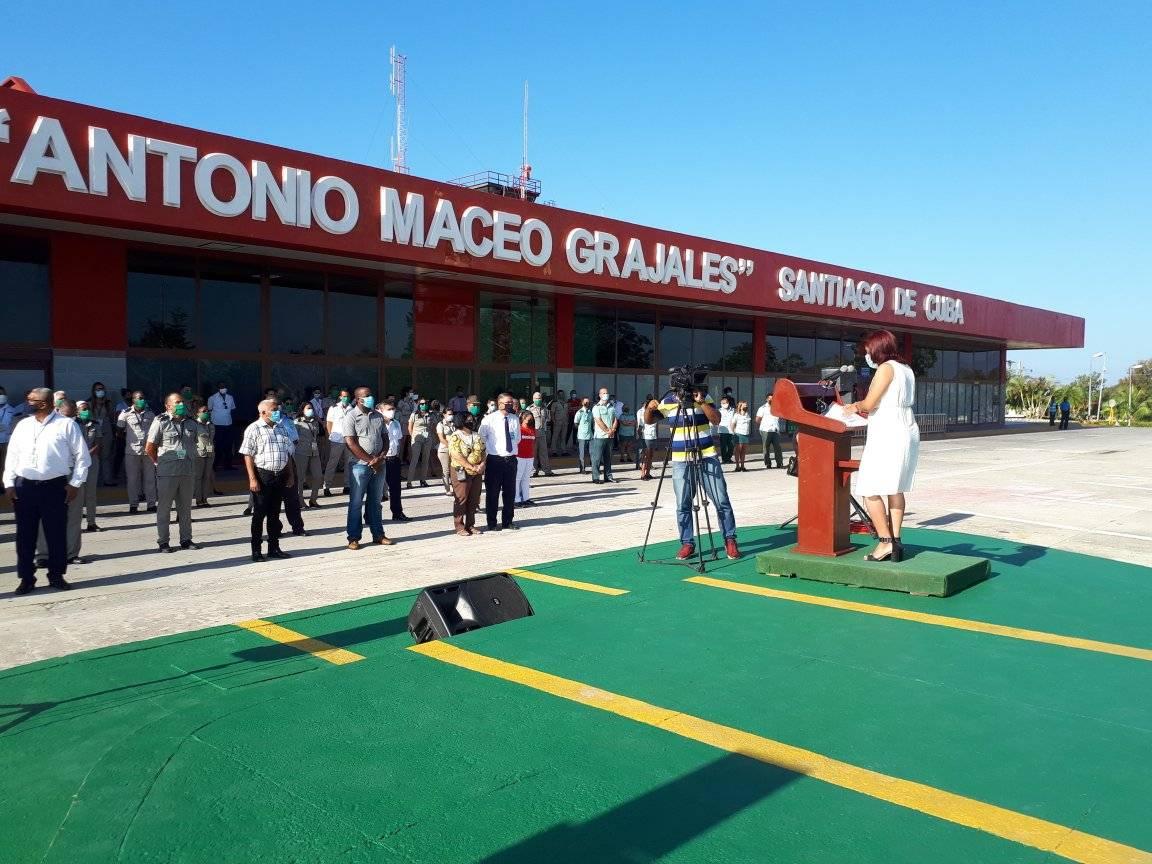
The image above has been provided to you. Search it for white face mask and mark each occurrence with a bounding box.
[0,396,7,406]
[304,408,314,417]
[865,353,878,369]
[382,409,395,420]
[599,394,609,404]
[218,388,227,395]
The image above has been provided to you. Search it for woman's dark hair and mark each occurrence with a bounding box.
[859,329,905,366]
[520,410,535,428]
[430,399,442,412]
[460,415,477,431]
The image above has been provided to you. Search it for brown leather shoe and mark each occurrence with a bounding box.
[347,540,360,551]
[374,536,395,546]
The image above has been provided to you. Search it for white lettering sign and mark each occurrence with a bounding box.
[777,266,964,327]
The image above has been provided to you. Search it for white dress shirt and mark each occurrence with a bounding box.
[326,403,353,443]
[3,411,91,488]
[479,410,521,457]
[755,403,780,433]
[385,419,404,458]
[207,391,236,426]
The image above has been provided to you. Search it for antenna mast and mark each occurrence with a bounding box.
[518,80,531,199]
[389,46,409,174]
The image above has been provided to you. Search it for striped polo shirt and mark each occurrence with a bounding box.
[657,394,717,462]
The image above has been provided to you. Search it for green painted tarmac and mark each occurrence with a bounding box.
[1,526,1150,863]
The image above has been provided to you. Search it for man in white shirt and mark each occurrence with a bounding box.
[4,388,91,593]
[206,382,236,470]
[755,393,783,468]
[323,389,354,495]
[479,392,521,531]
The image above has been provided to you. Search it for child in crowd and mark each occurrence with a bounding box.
[515,411,536,506]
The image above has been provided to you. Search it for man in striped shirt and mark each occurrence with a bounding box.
[645,385,740,560]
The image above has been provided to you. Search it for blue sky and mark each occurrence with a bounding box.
[7,1,1149,383]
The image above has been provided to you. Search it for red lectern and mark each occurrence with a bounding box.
[771,379,858,556]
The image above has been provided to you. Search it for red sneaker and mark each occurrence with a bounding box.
[725,539,741,560]
[676,543,696,560]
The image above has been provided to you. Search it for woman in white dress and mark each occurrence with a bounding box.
[843,329,920,562]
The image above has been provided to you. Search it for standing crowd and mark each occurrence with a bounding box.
[0,378,794,594]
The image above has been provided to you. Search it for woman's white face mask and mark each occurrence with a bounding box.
[865,353,878,369]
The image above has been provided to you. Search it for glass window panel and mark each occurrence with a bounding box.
[413,367,446,406]
[816,339,842,371]
[785,337,815,372]
[534,371,555,399]
[507,371,533,401]
[617,318,656,369]
[911,345,939,379]
[957,352,976,382]
[574,309,616,367]
[659,324,692,369]
[125,356,198,409]
[615,376,637,413]
[198,360,262,426]
[636,375,658,405]
[765,334,787,373]
[476,370,506,404]
[384,290,414,360]
[941,350,958,380]
[723,328,753,373]
[414,282,474,362]
[381,366,411,401]
[200,263,261,354]
[0,235,51,345]
[270,274,324,355]
[269,363,325,406]
[571,373,594,403]
[530,299,554,366]
[692,326,725,370]
[333,363,379,398]
[593,373,616,400]
[126,253,197,350]
[328,275,378,357]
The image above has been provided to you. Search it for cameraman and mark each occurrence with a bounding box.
[645,382,740,561]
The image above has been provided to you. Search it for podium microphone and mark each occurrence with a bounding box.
[819,365,855,388]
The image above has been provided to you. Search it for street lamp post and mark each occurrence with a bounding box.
[1097,353,1107,421]
[1089,352,1104,422]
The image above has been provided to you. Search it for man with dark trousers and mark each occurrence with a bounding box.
[239,398,295,562]
[479,391,521,531]
[4,387,91,593]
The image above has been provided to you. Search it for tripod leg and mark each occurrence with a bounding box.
[638,420,676,561]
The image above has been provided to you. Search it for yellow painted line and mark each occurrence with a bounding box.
[235,619,365,665]
[687,576,1152,663]
[505,567,629,596]
[411,641,1152,864]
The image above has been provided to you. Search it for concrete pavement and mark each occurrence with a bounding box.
[2,425,1150,669]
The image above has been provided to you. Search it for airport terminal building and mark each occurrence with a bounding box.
[0,77,1083,427]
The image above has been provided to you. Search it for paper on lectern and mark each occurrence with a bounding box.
[824,403,868,428]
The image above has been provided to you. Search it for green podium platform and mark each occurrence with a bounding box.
[756,544,990,597]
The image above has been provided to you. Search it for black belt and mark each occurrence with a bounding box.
[255,466,289,476]
[384,455,400,461]
[16,475,68,486]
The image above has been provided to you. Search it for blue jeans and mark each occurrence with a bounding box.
[576,438,591,470]
[672,456,736,545]
[346,461,386,542]
[590,438,612,481]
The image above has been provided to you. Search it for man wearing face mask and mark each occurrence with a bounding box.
[5,388,90,593]
[478,392,521,531]
[341,388,395,549]
[192,400,215,507]
[294,400,324,509]
[309,387,330,475]
[323,389,354,496]
[146,392,202,553]
[74,400,104,535]
[550,390,569,457]
[117,391,156,513]
[378,399,409,521]
[35,400,88,566]
[590,388,618,484]
[406,398,433,489]
[239,399,296,561]
[528,392,554,477]
[207,382,236,470]
[573,397,593,473]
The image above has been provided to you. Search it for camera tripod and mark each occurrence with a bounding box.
[638,393,721,573]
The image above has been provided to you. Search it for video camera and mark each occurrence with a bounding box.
[668,365,710,403]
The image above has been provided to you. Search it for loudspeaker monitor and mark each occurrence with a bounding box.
[407,573,534,643]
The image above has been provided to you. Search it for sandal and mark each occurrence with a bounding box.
[865,538,902,562]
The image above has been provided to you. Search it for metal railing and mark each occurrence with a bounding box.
[449,170,541,198]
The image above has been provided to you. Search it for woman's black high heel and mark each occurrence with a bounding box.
[865,538,901,562]
[892,538,905,562]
